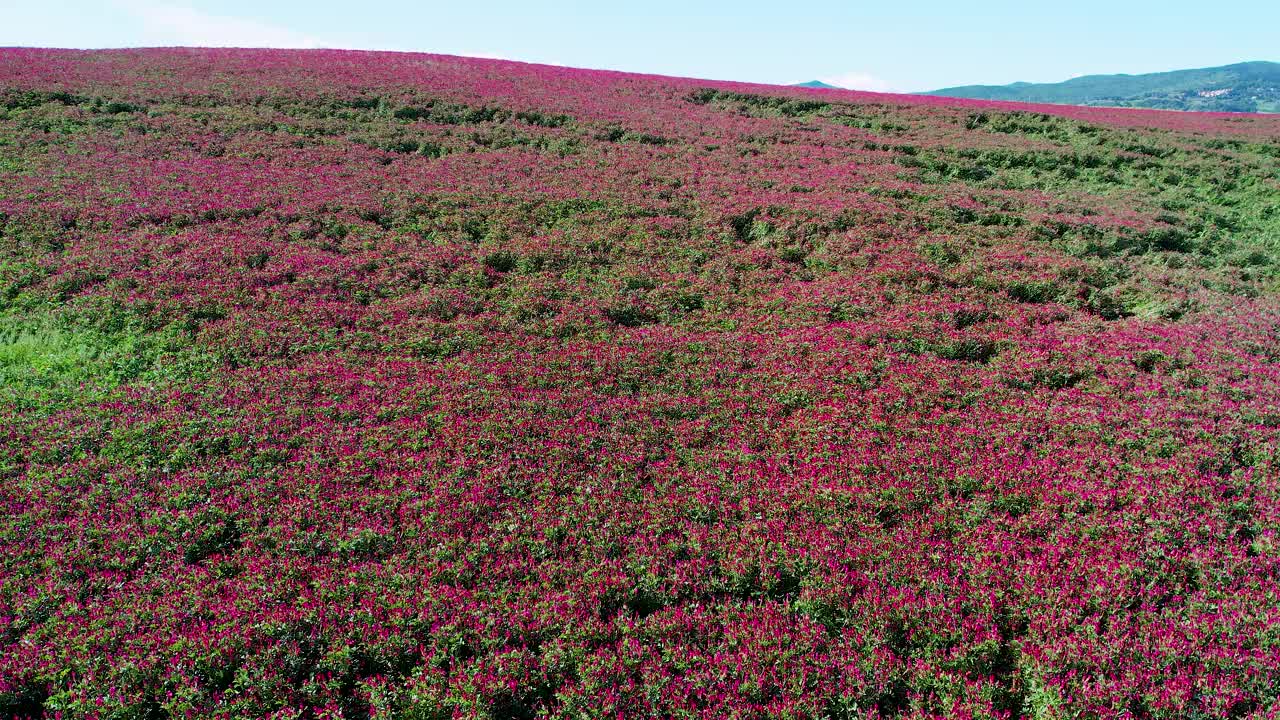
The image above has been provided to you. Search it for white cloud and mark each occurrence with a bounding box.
[118,1,328,48]
[818,71,895,93]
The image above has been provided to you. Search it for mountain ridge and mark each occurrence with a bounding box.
[926,61,1280,113]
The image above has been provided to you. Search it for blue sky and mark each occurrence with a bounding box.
[3,1,1276,92]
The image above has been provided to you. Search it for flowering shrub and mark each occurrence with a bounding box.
[1,48,1280,719]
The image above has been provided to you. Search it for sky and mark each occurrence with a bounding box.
[2,0,1276,93]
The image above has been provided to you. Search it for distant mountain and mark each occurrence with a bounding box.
[794,80,840,89]
[926,61,1280,113]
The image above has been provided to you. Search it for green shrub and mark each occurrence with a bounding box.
[481,250,519,273]
[1132,350,1170,372]
[1006,279,1062,303]
[184,515,242,565]
[934,338,1000,363]
[778,246,807,263]
[604,304,656,327]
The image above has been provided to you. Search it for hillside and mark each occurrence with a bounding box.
[2,48,1280,718]
[928,61,1280,113]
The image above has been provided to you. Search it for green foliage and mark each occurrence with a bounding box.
[775,388,813,412]
[0,305,218,417]
[933,338,1001,363]
[392,101,510,125]
[777,246,808,263]
[687,88,831,118]
[1005,279,1064,304]
[0,88,87,110]
[603,303,657,328]
[920,241,965,268]
[183,513,242,564]
[514,109,572,128]
[481,250,519,273]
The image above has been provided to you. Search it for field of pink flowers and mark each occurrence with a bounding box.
[2,48,1280,719]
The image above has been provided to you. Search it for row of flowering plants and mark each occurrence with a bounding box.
[1,48,1280,718]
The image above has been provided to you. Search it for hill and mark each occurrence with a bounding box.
[928,60,1280,112]
[2,48,1280,718]
[794,79,840,89]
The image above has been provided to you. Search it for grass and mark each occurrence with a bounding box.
[0,305,218,417]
